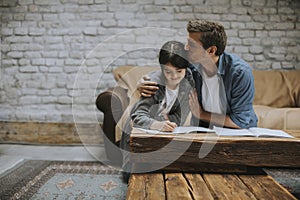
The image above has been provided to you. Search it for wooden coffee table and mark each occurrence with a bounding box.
[129,129,300,172]
[125,129,300,199]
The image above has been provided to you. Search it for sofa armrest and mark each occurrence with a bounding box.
[96,86,129,145]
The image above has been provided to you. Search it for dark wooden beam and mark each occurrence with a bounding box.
[129,130,300,171]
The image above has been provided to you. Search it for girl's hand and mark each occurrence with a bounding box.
[150,120,177,132]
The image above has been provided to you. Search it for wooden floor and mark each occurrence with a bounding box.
[126,172,297,200]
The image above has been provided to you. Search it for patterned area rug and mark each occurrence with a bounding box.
[0,160,127,200]
[264,168,300,199]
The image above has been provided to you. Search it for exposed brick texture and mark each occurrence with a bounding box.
[0,0,299,124]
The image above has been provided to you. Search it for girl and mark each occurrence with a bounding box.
[130,40,195,132]
[121,41,194,182]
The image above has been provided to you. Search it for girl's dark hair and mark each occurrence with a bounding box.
[159,41,189,69]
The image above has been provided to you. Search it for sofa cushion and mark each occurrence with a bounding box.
[112,66,160,141]
[113,65,160,104]
[253,70,300,108]
[254,105,300,130]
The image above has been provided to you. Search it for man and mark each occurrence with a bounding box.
[138,19,257,129]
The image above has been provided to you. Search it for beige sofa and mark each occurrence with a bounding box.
[253,70,300,130]
[96,66,300,160]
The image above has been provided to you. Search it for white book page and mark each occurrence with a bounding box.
[213,126,294,138]
[173,126,215,133]
[135,128,171,135]
[213,126,254,137]
[249,127,294,138]
[135,126,214,135]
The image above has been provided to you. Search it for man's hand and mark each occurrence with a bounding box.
[137,75,159,97]
[150,120,177,132]
[189,89,203,119]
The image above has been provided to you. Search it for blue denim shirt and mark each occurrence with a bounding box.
[190,52,258,128]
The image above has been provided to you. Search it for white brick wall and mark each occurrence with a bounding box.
[0,0,299,123]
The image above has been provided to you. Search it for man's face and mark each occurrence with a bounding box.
[185,32,209,65]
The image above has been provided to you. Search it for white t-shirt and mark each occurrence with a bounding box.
[201,70,223,114]
[157,85,179,118]
[165,86,179,113]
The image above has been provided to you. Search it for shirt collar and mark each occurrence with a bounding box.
[217,53,225,75]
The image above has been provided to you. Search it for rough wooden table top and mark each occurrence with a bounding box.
[126,172,297,200]
[129,129,300,172]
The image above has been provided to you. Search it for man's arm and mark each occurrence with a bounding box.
[131,96,177,132]
[197,111,240,129]
[189,89,240,128]
[227,67,257,128]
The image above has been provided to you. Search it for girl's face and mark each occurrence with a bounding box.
[163,63,186,89]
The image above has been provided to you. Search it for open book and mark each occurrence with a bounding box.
[136,126,215,135]
[213,126,294,138]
